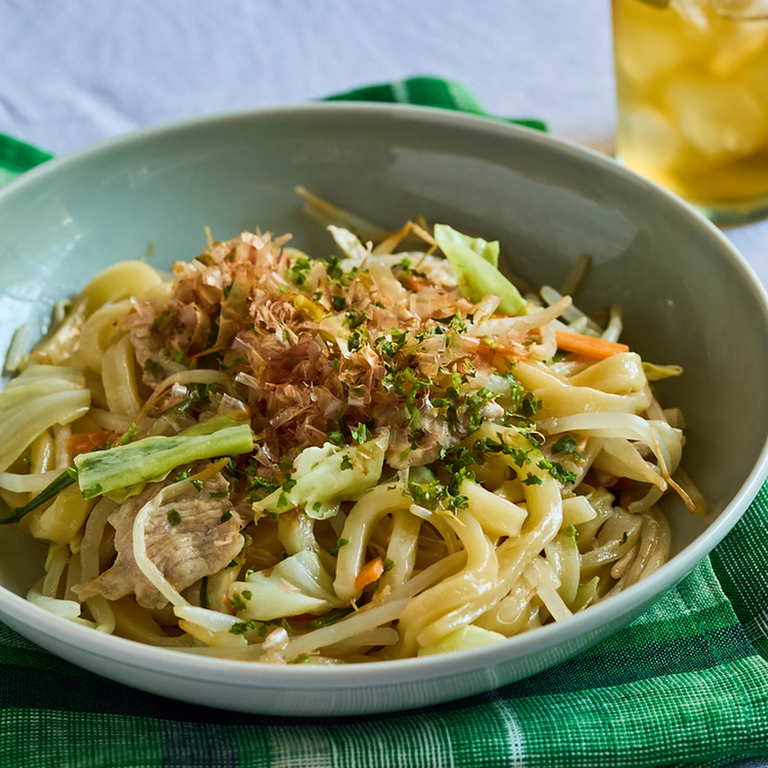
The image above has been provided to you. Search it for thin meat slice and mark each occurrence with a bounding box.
[74,472,243,610]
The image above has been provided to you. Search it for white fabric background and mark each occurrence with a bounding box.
[1,0,767,282]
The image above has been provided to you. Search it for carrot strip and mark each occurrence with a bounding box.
[354,556,385,590]
[67,431,118,457]
[554,330,629,359]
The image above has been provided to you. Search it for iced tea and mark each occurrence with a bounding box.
[612,0,768,222]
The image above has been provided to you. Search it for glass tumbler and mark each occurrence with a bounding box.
[611,0,768,224]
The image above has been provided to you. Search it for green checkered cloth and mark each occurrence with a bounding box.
[2,77,768,768]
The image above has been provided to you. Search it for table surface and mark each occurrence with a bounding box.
[2,2,767,766]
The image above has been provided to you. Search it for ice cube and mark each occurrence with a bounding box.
[665,77,768,155]
[710,17,768,74]
[614,21,688,84]
[617,105,682,173]
[709,0,768,20]
[671,0,714,30]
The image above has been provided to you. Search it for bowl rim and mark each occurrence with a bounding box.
[1,100,768,693]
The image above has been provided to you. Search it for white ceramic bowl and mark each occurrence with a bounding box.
[1,103,767,716]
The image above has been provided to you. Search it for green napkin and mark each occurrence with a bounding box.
[2,77,768,768]
[0,133,53,186]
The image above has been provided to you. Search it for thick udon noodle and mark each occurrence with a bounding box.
[0,211,703,663]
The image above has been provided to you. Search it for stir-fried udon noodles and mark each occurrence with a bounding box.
[0,193,704,663]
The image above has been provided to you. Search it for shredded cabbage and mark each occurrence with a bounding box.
[254,430,388,520]
[75,418,254,499]
[417,624,506,656]
[434,224,527,315]
[0,364,90,472]
[230,550,342,621]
